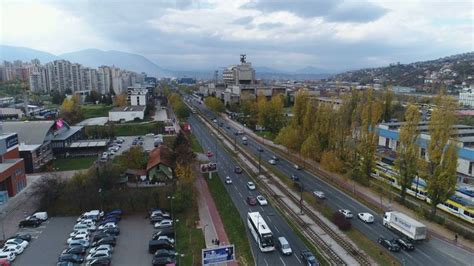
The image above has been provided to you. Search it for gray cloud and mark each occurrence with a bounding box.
[257,22,285,30]
[232,16,254,25]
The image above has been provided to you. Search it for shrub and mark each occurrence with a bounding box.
[332,212,352,231]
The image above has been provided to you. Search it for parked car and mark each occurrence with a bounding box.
[152,249,177,265]
[105,209,123,217]
[70,229,89,238]
[67,233,90,244]
[4,239,28,249]
[234,166,242,174]
[96,227,120,236]
[151,228,175,240]
[58,254,84,263]
[68,239,90,248]
[18,218,42,228]
[313,191,326,199]
[98,223,117,230]
[0,252,15,262]
[290,174,299,181]
[156,235,175,244]
[2,245,23,255]
[91,237,116,248]
[148,240,175,254]
[86,251,111,261]
[246,196,257,206]
[8,233,31,242]
[338,209,353,219]
[378,237,400,252]
[225,176,232,184]
[357,212,374,223]
[92,232,112,242]
[395,238,415,251]
[87,257,111,266]
[61,246,87,255]
[256,195,268,206]
[246,181,256,190]
[29,212,48,221]
[301,250,319,266]
[154,219,173,229]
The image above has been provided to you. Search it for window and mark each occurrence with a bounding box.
[420,148,426,158]
[385,138,389,147]
[470,162,474,175]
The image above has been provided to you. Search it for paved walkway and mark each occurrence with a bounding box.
[222,114,474,252]
[195,172,238,266]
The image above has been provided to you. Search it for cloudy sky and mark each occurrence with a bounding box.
[2,0,473,72]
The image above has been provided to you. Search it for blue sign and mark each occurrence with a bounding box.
[202,245,235,265]
[6,134,18,150]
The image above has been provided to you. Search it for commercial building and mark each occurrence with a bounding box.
[109,106,146,122]
[0,131,26,201]
[127,86,149,106]
[377,122,474,184]
[459,89,474,108]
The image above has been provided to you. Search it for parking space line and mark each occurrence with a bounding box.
[279,256,286,266]
[295,253,302,263]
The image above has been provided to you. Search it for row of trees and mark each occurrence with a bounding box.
[204,96,225,113]
[276,89,458,217]
[169,93,190,120]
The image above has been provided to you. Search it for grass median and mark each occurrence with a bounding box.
[206,173,254,265]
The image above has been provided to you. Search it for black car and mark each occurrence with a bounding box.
[56,262,81,266]
[19,218,42,228]
[150,214,169,224]
[152,256,176,266]
[152,228,175,240]
[58,254,84,263]
[395,238,415,251]
[96,227,120,236]
[378,237,400,252]
[10,233,32,242]
[62,246,87,255]
[93,232,112,242]
[101,214,121,221]
[234,166,242,174]
[88,257,111,266]
[301,250,319,266]
[257,147,264,152]
[92,236,116,247]
[290,174,299,181]
[149,240,175,254]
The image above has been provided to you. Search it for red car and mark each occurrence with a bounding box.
[247,196,257,206]
[207,151,213,157]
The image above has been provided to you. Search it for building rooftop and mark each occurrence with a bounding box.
[0,159,23,172]
[110,106,146,112]
[54,126,83,141]
[19,143,41,151]
[2,120,55,145]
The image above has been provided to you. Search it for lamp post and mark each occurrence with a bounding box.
[258,150,262,175]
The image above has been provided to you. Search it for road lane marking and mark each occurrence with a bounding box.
[274,225,280,233]
[264,258,269,266]
[279,256,286,266]
[295,254,301,263]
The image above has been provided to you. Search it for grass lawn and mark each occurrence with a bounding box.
[175,195,206,265]
[52,157,96,171]
[82,104,113,119]
[114,122,164,136]
[206,173,254,265]
[189,134,204,153]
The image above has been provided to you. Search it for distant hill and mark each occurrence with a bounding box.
[334,52,474,89]
[0,45,59,63]
[60,49,169,77]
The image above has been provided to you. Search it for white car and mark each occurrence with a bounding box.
[357,212,374,223]
[70,229,89,237]
[313,191,326,199]
[294,164,301,170]
[67,233,89,244]
[5,239,28,249]
[256,195,268,206]
[30,212,48,221]
[0,251,15,262]
[154,219,173,229]
[86,250,111,261]
[225,176,232,184]
[338,209,353,219]
[89,244,114,255]
[268,159,276,165]
[157,235,175,244]
[2,244,24,255]
[242,136,248,141]
[246,181,256,190]
[98,222,117,230]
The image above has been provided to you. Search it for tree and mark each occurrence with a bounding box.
[240,99,258,127]
[59,95,84,124]
[257,95,285,134]
[51,90,65,105]
[114,94,128,107]
[174,102,190,120]
[381,88,394,122]
[118,146,148,170]
[204,97,225,113]
[425,95,458,217]
[394,104,421,204]
[175,163,194,185]
[275,126,303,152]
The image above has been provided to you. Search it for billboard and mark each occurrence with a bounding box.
[6,134,19,150]
[200,163,217,173]
[202,245,235,265]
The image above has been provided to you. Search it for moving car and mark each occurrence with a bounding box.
[207,151,213,157]
[154,219,173,229]
[271,155,278,161]
[290,174,299,181]
[225,176,232,184]
[395,238,415,251]
[294,164,301,170]
[257,147,264,152]
[313,191,325,199]
[234,166,242,174]
[378,237,400,252]
[357,212,374,223]
[246,181,256,190]
[268,159,276,165]
[256,195,268,206]
[276,237,292,256]
[246,196,257,206]
[338,209,353,219]
[301,250,319,266]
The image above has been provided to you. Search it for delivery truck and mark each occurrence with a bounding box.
[383,211,427,240]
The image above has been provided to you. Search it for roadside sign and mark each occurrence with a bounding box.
[202,245,235,265]
[200,163,217,173]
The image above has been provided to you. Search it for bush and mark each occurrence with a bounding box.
[445,221,474,241]
[332,212,352,231]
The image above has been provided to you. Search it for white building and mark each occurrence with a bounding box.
[127,86,148,106]
[108,106,146,122]
[459,89,474,108]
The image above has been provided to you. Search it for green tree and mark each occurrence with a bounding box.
[117,146,148,171]
[275,126,303,153]
[394,104,421,203]
[204,97,225,113]
[382,88,394,122]
[59,95,84,124]
[425,95,458,217]
[240,99,258,127]
[257,95,285,134]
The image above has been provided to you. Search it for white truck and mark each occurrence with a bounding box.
[383,211,427,240]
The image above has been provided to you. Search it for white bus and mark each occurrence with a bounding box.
[247,212,275,252]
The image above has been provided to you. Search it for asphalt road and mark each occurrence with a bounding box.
[190,99,472,266]
[189,115,308,266]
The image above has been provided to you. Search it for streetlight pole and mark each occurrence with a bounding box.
[300,180,304,214]
[258,150,262,175]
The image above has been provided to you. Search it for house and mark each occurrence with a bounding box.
[146,146,173,183]
[108,106,146,122]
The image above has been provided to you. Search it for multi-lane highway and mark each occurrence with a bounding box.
[189,97,473,266]
[189,114,310,266]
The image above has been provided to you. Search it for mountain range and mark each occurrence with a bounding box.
[0,45,332,79]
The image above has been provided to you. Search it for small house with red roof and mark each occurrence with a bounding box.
[146,146,173,183]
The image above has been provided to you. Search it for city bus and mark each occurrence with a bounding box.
[247,212,275,252]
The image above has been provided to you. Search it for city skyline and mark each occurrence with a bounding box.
[1,0,473,72]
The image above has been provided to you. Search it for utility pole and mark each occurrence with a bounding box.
[300,180,304,214]
[258,150,262,174]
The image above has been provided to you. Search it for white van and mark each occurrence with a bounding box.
[31,212,48,221]
[277,237,292,256]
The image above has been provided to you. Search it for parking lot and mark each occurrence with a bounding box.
[12,214,155,266]
[108,135,158,159]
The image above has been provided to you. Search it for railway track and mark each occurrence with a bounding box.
[194,110,372,265]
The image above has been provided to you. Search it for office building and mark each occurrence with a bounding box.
[0,131,27,201]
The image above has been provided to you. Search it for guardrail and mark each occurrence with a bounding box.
[191,107,371,266]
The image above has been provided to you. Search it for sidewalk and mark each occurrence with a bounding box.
[195,173,238,266]
[222,114,474,252]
